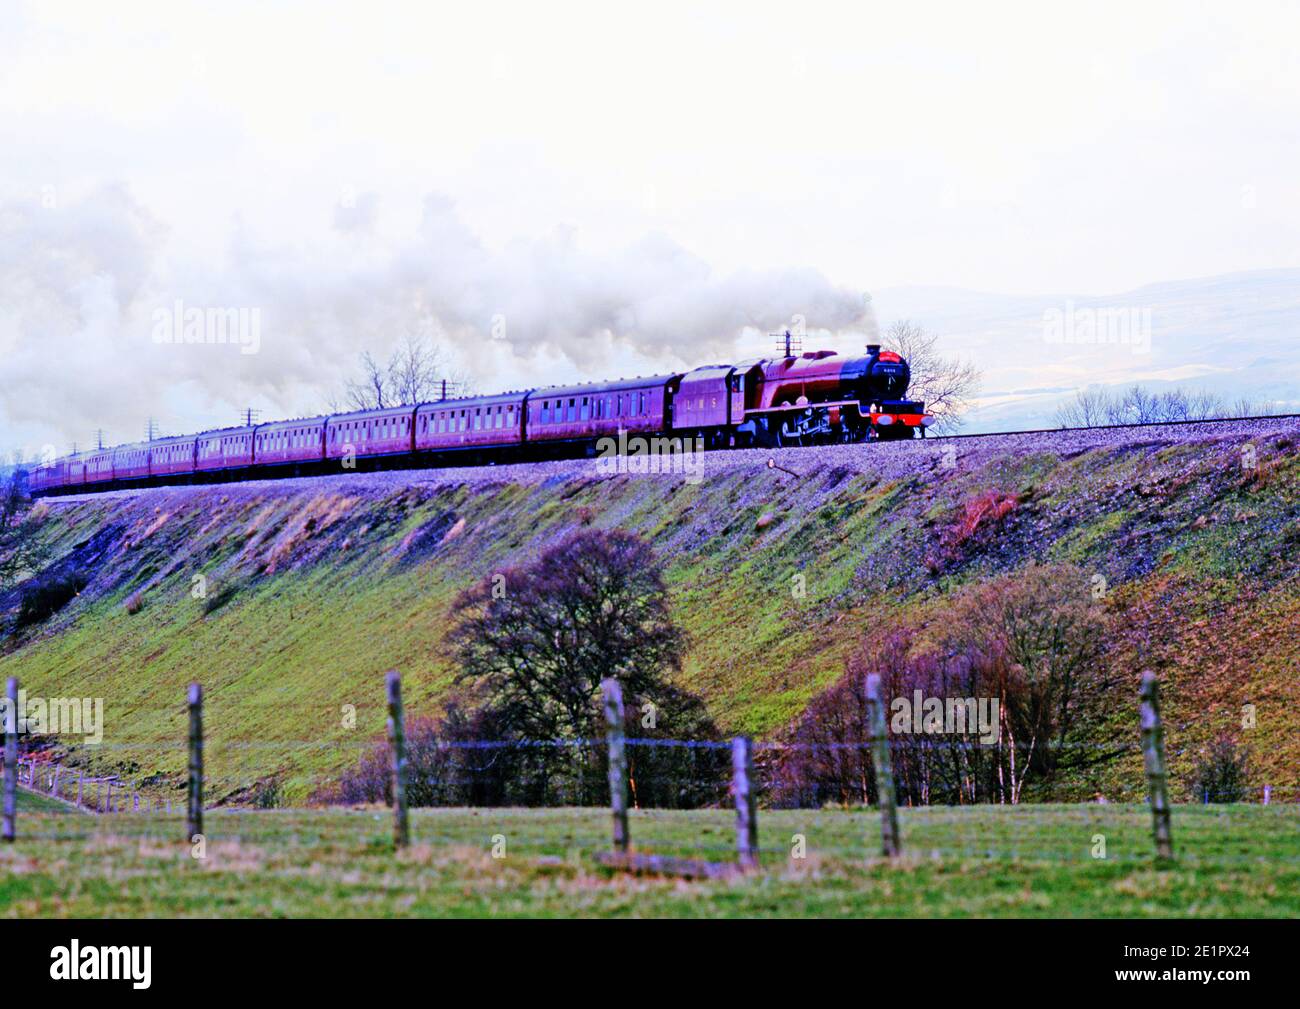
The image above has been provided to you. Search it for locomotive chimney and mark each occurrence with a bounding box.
[866,344,880,356]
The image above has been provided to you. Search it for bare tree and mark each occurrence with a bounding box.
[0,471,49,593]
[884,320,981,433]
[1109,385,1162,425]
[1054,386,1112,428]
[1187,389,1225,420]
[338,332,468,410]
[448,529,689,743]
[388,333,442,406]
[344,351,391,410]
[1055,383,1276,428]
[445,529,715,804]
[1155,388,1192,422]
[1230,396,1276,418]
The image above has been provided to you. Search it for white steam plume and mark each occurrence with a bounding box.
[1,187,874,452]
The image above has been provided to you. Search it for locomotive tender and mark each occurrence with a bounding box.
[28,344,932,496]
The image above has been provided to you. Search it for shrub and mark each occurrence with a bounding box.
[1185,737,1251,803]
[124,590,144,614]
[16,573,87,629]
[250,777,283,809]
[943,491,1017,555]
[772,564,1118,807]
[202,581,239,615]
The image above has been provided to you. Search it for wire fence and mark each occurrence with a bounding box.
[9,744,1299,868]
[5,673,1298,873]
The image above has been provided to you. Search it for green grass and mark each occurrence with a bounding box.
[3,804,1297,917]
[14,788,81,814]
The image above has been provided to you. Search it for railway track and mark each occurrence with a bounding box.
[37,411,1300,503]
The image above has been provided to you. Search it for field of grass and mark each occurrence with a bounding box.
[13,788,73,813]
[3,803,1297,917]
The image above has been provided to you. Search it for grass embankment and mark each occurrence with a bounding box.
[2,429,1298,802]
[2,804,1297,917]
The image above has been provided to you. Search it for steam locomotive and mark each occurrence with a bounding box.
[28,343,932,496]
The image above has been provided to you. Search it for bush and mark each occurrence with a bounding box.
[771,564,1117,807]
[16,573,87,629]
[1185,737,1251,803]
[202,582,239,615]
[251,778,282,808]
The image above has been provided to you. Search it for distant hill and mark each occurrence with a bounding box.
[869,269,1300,432]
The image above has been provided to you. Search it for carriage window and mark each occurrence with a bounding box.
[580,397,590,421]
[567,399,577,422]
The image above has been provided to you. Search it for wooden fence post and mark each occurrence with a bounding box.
[601,678,628,853]
[865,674,901,857]
[187,683,203,841]
[386,670,409,849]
[2,677,17,843]
[1139,671,1174,861]
[732,736,759,869]
[76,772,84,807]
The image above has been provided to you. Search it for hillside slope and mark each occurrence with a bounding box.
[4,420,1299,803]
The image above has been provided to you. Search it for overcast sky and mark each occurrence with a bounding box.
[3,0,1298,455]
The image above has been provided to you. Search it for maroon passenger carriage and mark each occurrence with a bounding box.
[415,392,527,457]
[526,376,675,450]
[258,416,329,470]
[325,406,413,465]
[196,427,255,473]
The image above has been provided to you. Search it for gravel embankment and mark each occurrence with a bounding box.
[45,415,1300,506]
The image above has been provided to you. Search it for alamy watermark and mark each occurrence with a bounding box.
[595,432,705,484]
[890,690,1000,745]
[152,299,261,355]
[0,691,104,744]
[50,942,151,989]
[1043,300,1151,355]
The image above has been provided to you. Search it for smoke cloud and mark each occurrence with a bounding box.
[1,187,873,454]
